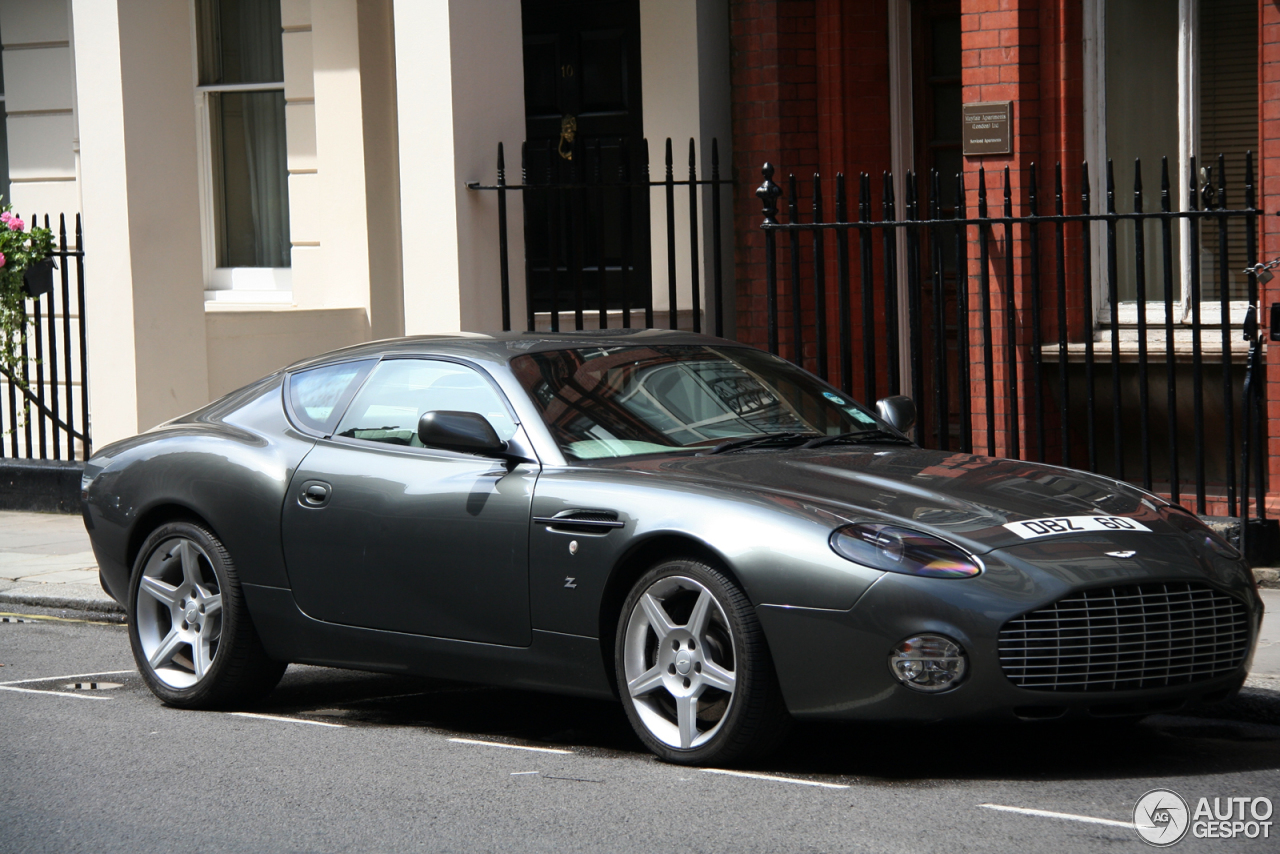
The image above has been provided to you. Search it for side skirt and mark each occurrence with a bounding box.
[243,583,615,700]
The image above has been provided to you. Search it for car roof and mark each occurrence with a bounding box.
[285,329,751,372]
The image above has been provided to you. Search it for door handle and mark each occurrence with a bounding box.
[299,481,331,508]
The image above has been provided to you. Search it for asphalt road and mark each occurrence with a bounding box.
[2,609,1278,854]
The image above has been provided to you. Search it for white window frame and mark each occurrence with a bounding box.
[190,0,291,306]
[1084,0,1250,329]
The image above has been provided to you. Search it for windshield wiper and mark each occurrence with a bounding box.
[801,429,914,448]
[699,431,816,455]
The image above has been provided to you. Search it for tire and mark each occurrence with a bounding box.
[128,521,285,709]
[615,558,790,765]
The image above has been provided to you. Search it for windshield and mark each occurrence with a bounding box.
[510,345,889,461]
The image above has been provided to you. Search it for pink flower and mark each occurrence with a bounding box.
[0,213,12,224]
[0,253,7,267]
[9,218,23,232]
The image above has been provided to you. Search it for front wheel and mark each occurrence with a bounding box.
[128,521,285,708]
[616,559,790,765]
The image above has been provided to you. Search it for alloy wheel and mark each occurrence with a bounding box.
[621,575,738,750]
[134,537,224,689]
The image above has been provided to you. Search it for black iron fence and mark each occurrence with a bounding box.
[756,155,1266,540]
[0,214,89,461]
[467,137,730,335]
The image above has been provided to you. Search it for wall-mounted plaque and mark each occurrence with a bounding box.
[962,101,1012,155]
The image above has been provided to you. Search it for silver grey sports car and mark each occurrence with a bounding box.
[82,330,1264,765]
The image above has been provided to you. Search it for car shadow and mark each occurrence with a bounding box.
[258,665,1280,782]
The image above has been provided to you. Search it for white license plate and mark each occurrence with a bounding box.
[1003,515,1152,539]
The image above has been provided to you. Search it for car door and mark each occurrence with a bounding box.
[281,357,538,646]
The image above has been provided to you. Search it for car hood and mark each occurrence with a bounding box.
[599,446,1176,554]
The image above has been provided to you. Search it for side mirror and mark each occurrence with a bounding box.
[418,410,506,456]
[875,395,916,434]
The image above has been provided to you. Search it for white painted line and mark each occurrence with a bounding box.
[229,712,347,729]
[701,768,850,789]
[978,804,1132,829]
[0,684,112,700]
[448,737,572,755]
[510,771,541,775]
[0,669,133,687]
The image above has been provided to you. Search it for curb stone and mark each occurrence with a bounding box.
[0,581,123,613]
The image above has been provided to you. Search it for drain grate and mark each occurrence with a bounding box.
[63,682,123,691]
[1,616,32,623]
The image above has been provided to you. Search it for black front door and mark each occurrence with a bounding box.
[522,0,650,319]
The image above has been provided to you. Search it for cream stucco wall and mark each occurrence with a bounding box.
[0,0,734,451]
[395,0,526,336]
[205,306,369,398]
[72,0,210,444]
[0,0,79,218]
[640,0,733,326]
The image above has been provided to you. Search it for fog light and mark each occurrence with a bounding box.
[888,634,967,693]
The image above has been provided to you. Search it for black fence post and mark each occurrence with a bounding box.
[812,174,828,380]
[1160,157,1179,505]
[757,163,781,356]
[688,139,702,335]
[955,172,972,454]
[496,143,511,332]
[665,139,678,330]
[787,173,802,365]
[711,139,724,338]
[1053,163,1069,468]
[1133,159,1151,489]
[1027,163,1043,462]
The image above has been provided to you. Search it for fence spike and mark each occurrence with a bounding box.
[1134,158,1145,212]
[1028,162,1038,216]
[756,163,780,223]
[1160,156,1170,211]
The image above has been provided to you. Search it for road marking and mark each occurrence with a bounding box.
[448,737,572,754]
[229,712,347,728]
[701,768,850,789]
[978,804,1132,829]
[0,684,113,700]
[510,771,541,775]
[0,669,133,687]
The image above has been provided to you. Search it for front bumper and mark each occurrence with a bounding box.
[758,539,1263,722]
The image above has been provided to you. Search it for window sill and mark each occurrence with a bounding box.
[204,267,293,309]
[1038,337,1262,364]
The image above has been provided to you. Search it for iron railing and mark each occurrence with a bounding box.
[467,137,730,335]
[755,155,1266,545]
[0,214,90,460]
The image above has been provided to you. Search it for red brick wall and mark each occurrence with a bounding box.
[960,0,1041,458]
[730,0,819,352]
[730,0,893,388]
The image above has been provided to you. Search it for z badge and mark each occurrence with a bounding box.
[1003,515,1152,539]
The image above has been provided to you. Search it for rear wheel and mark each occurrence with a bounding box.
[616,558,790,765]
[128,521,285,708]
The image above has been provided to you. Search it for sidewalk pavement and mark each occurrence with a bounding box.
[0,509,1278,688]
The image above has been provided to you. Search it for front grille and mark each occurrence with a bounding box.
[998,582,1250,692]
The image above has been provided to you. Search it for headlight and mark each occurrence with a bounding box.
[830,523,983,578]
[1159,505,1240,559]
[888,634,967,692]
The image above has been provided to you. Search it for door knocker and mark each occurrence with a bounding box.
[558,115,577,161]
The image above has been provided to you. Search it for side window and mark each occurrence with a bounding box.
[334,360,518,447]
[287,360,375,434]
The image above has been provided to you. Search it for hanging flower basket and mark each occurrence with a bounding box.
[0,204,56,387]
[22,257,56,299]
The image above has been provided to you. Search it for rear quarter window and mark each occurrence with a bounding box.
[286,359,376,434]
